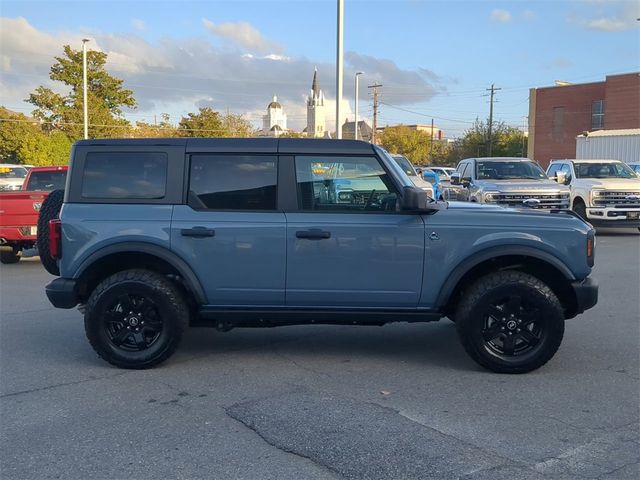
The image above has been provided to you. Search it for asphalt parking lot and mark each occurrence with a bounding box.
[1,230,638,480]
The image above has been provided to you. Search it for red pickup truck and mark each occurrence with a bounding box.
[0,166,67,264]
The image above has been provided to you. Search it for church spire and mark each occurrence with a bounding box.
[311,67,320,98]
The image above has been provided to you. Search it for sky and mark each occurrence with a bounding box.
[1,0,639,137]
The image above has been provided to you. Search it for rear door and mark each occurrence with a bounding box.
[171,153,286,306]
[284,154,425,308]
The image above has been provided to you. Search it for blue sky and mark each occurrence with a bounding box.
[1,0,639,136]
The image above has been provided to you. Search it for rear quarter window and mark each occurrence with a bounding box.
[81,152,167,199]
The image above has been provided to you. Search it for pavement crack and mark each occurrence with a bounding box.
[224,406,342,479]
[0,371,130,399]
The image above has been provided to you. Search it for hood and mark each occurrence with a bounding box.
[446,201,505,211]
[476,179,569,192]
[575,178,640,190]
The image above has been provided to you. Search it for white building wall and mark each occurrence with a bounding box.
[576,130,640,164]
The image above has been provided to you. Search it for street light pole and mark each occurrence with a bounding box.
[354,72,363,140]
[336,0,344,139]
[82,38,90,140]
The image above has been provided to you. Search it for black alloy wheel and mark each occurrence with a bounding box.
[456,271,564,374]
[103,294,164,352]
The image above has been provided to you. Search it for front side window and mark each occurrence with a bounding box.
[546,164,561,178]
[189,155,277,210]
[460,163,472,180]
[591,100,605,130]
[574,162,635,179]
[295,156,398,212]
[476,161,547,180]
[82,152,167,199]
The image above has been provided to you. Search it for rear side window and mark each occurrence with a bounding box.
[81,152,167,199]
[189,155,277,210]
[26,171,67,191]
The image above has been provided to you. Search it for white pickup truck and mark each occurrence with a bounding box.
[547,159,640,231]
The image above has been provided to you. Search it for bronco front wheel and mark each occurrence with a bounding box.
[455,271,564,374]
[84,269,189,369]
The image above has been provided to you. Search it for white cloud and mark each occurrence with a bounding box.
[576,17,629,31]
[131,19,145,31]
[490,9,512,23]
[202,19,282,53]
[0,16,441,131]
[571,0,640,31]
[523,10,537,20]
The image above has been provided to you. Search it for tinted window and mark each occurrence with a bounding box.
[26,171,67,191]
[0,166,27,179]
[82,152,167,199]
[476,161,547,180]
[295,156,398,212]
[189,155,277,210]
[574,162,635,179]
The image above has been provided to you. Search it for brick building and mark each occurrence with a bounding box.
[527,72,640,167]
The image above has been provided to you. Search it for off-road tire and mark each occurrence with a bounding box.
[455,271,564,374]
[0,247,20,264]
[572,199,587,221]
[37,189,64,275]
[84,269,189,369]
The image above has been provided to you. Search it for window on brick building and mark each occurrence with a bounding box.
[552,106,565,142]
[591,100,605,130]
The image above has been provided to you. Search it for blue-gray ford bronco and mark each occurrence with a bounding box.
[40,138,598,373]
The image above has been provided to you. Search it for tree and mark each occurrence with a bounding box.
[379,125,450,165]
[0,107,70,165]
[27,45,135,140]
[131,113,179,138]
[445,119,527,165]
[178,107,254,137]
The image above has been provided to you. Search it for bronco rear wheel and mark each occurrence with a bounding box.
[37,189,64,275]
[455,271,564,374]
[84,269,189,369]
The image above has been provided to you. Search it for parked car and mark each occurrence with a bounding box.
[547,159,640,230]
[0,166,68,263]
[42,138,597,374]
[391,154,435,198]
[0,164,28,191]
[451,157,570,209]
[428,166,456,182]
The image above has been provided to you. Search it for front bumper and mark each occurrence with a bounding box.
[586,207,640,227]
[569,277,598,317]
[45,278,78,309]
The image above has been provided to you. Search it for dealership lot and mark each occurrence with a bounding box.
[0,230,638,479]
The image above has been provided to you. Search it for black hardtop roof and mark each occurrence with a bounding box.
[74,138,376,155]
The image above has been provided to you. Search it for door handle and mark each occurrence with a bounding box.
[296,229,331,240]
[181,227,215,237]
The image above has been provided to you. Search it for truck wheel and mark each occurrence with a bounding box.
[572,200,587,221]
[84,269,189,369]
[37,189,64,276]
[0,247,21,264]
[455,271,564,374]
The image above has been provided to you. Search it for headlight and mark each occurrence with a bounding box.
[589,189,605,206]
[483,191,500,202]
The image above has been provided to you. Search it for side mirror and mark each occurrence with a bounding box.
[401,186,438,212]
[556,171,568,185]
[450,172,461,185]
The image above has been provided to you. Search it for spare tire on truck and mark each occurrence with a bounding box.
[37,189,64,276]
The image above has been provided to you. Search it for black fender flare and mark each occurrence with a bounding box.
[74,242,207,304]
[435,245,576,308]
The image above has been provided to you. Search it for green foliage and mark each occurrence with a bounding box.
[444,119,527,165]
[0,108,70,165]
[178,107,254,137]
[27,45,135,140]
[379,125,451,166]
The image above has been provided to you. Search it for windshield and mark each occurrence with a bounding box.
[392,155,417,176]
[476,161,547,180]
[26,171,67,191]
[0,166,28,179]
[574,162,637,179]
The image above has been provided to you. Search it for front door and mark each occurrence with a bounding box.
[171,154,286,306]
[285,155,425,308]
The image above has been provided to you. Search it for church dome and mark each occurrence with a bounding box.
[267,95,282,109]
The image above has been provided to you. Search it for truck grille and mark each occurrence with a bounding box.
[492,193,570,209]
[592,191,640,208]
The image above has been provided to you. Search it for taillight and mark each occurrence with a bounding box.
[49,219,62,259]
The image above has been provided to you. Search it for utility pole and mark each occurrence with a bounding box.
[486,83,501,156]
[336,0,344,139]
[368,83,382,144]
[354,72,363,140]
[82,38,90,139]
[430,118,434,158]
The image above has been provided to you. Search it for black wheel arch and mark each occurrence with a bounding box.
[73,242,207,306]
[436,246,580,319]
